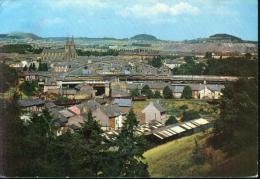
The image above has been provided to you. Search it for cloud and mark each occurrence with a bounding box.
[118,2,200,18]
[41,17,65,26]
[49,0,109,8]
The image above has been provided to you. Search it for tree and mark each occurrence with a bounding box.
[165,116,178,125]
[182,86,192,99]
[141,85,153,98]
[19,81,38,96]
[153,90,161,98]
[204,52,212,59]
[75,111,106,177]
[130,88,140,97]
[23,65,28,71]
[182,111,200,121]
[148,56,163,68]
[172,59,207,75]
[104,109,149,177]
[28,63,36,71]
[163,86,173,99]
[191,139,205,165]
[180,104,188,111]
[38,62,48,71]
[244,52,252,60]
[0,63,18,93]
[213,78,257,149]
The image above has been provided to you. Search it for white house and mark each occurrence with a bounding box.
[142,101,167,124]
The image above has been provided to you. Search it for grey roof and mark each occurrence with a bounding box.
[42,48,64,53]
[18,98,45,107]
[170,86,185,93]
[127,83,143,90]
[59,109,75,118]
[189,84,202,91]
[113,98,132,107]
[189,84,224,92]
[207,84,225,92]
[111,88,129,97]
[100,105,121,117]
[143,81,168,89]
[77,100,101,111]
[45,101,56,109]
[153,102,166,113]
[75,83,94,91]
[49,108,68,123]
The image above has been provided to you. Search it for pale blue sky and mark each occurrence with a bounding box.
[0,0,258,40]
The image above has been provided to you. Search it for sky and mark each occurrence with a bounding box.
[0,0,258,41]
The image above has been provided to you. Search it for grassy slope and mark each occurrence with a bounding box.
[143,131,258,177]
[143,132,211,177]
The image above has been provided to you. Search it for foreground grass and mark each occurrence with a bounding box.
[144,132,211,177]
[143,131,258,177]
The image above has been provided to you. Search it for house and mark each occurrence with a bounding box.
[111,88,130,98]
[66,115,85,130]
[43,78,60,94]
[94,104,123,131]
[58,109,76,119]
[68,105,81,115]
[142,101,167,124]
[200,84,225,99]
[112,98,132,120]
[126,82,143,94]
[62,89,77,98]
[23,72,38,81]
[110,80,130,98]
[53,63,70,72]
[163,59,185,69]
[190,83,225,99]
[190,84,201,99]
[170,85,185,99]
[18,98,45,112]
[76,99,101,114]
[74,83,96,99]
[112,98,132,107]
[143,81,169,95]
[45,101,56,109]
[49,108,69,128]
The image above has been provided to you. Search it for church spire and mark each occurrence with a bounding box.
[71,35,74,45]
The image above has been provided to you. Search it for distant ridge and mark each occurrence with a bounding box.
[209,33,242,42]
[130,34,158,41]
[0,32,256,43]
[0,32,42,40]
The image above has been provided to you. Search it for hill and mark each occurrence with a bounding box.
[209,33,242,42]
[0,32,42,40]
[131,34,158,41]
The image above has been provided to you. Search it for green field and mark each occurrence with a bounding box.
[143,131,258,177]
[133,99,219,119]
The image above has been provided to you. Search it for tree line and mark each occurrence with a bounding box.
[3,94,150,177]
[1,44,43,54]
[23,62,48,72]
[76,49,119,56]
[130,85,192,99]
[172,57,257,76]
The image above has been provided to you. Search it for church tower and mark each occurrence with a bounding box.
[64,36,78,60]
